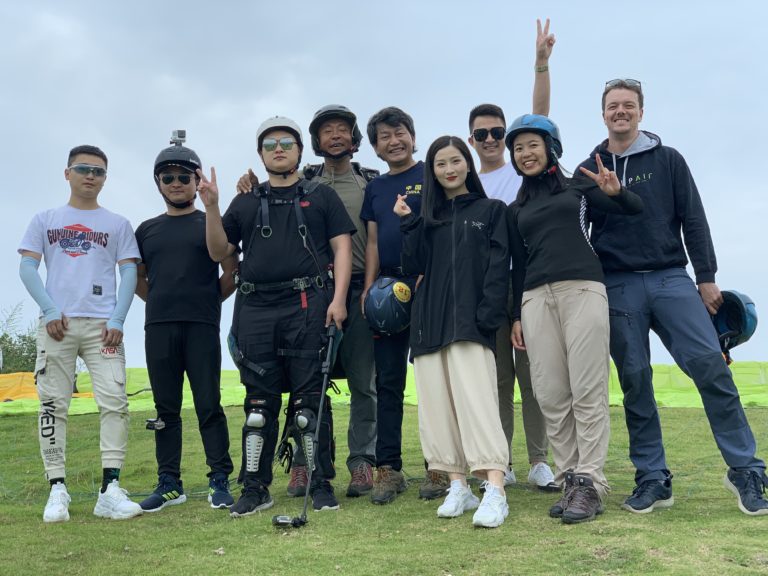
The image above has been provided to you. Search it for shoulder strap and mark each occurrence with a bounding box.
[352,162,380,183]
[302,163,324,181]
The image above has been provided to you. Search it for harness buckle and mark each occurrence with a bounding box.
[239,282,255,295]
[261,226,273,239]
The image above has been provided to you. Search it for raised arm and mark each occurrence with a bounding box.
[532,18,556,116]
[198,167,236,262]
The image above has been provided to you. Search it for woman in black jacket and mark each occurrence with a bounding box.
[394,136,510,528]
[506,114,643,524]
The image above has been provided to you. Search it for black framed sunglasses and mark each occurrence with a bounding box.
[605,78,642,89]
[262,137,297,152]
[69,164,107,178]
[160,173,193,185]
[472,127,506,142]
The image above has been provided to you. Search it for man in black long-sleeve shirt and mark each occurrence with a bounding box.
[579,79,767,516]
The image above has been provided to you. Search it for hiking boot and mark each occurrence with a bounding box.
[370,465,407,505]
[43,482,71,523]
[139,474,186,512]
[562,475,604,524]
[208,474,234,509]
[419,470,450,500]
[94,480,143,520]
[622,478,673,514]
[346,461,374,497]
[529,462,559,492]
[724,469,768,516]
[472,484,509,528]
[312,481,340,511]
[437,483,480,518]
[230,483,274,518]
[286,465,308,498]
[549,471,575,518]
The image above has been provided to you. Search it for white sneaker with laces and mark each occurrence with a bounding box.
[43,482,71,523]
[437,484,480,518]
[93,480,143,520]
[528,462,558,491]
[472,485,509,528]
[503,467,517,486]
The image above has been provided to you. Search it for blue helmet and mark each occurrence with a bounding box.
[712,290,758,353]
[364,277,413,335]
[504,114,563,175]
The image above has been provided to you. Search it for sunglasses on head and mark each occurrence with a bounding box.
[69,164,107,178]
[262,137,297,152]
[160,173,194,185]
[472,127,506,142]
[605,78,642,89]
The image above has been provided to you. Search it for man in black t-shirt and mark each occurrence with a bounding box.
[200,117,355,516]
[135,133,237,513]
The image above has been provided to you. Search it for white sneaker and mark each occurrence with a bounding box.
[503,467,517,486]
[472,485,509,528]
[43,482,71,523]
[93,480,143,520]
[528,462,558,491]
[437,484,480,518]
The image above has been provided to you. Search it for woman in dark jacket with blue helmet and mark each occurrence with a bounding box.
[506,114,643,524]
[395,136,510,528]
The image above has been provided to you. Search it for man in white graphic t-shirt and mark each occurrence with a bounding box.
[18,145,143,523]
[466,19,558,491]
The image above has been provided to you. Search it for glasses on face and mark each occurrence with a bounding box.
[472,127,506,142]
[160,173,193,185]
[605,78,642,89]
[69,164,107,178]
[262,137,297,152]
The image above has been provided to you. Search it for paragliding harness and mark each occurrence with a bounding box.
[227,179,338,379]
[302,162,379,185]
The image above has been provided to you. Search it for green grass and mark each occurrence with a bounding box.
[1,405,767,575]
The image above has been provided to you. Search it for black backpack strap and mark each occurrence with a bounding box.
[352,162,380,183]
[293,180,327,282]
[302,163,324,181]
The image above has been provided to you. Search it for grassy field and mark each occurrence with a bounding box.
[1,404,767,576]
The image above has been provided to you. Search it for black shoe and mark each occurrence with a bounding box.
[549,471,574,519]
[230,484,274,518]
[139,474,186,512]
[724,469,768,516]
[311,481,340,511]
[562,475,604,524]
[622,478,674,514]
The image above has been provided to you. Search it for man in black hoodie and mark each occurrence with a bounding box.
[579,79,767,516]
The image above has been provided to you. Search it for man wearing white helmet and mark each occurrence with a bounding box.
[200,117,355,515]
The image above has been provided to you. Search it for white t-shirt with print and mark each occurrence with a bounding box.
[18,205,140,319]
[479,162,522,206]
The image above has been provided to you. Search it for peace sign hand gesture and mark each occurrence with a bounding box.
[579,154,621,196]
[197,167,220,208]
[536,18,556,63]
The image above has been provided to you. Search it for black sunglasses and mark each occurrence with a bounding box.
[160,173,193,185]
[472,127,506,142]
[69,164,107,178]
[605,78,642,89]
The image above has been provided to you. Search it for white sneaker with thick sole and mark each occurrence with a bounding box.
[93,480,143,520]
[528,462,559,491]
[504,467,517,486]
[472,485,509,528]
[43,482,71,523]
[437,484,480,518]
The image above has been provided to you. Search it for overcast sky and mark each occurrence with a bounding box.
[3,0,766,370]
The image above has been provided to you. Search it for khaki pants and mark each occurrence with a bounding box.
[495,283,549,465]
[521,280,611,499]
[35,317,129,480]
[414,341,509,474]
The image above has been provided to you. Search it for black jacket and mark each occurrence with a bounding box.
[400,193,509,357]
[578,131,717,284]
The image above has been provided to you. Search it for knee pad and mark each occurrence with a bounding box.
[244,408,271,473]
[295,407,317,471]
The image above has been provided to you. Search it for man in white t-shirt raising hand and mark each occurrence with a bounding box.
[18,145,143,523]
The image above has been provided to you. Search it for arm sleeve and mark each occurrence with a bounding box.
[399,213,427,276]
[507,205,528,322]
[671,150,717,284]
[476,202,510,333]
[574,178,644,215]
[106,262,137,332]
[19,256,61,324]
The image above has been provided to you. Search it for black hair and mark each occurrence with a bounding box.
[366,107,416,147]
[515,164,570,207]
[68,145,108,167]
[422,135,486,227]
[468,103,506,132]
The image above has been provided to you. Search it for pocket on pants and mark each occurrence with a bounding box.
[100,343,126,386]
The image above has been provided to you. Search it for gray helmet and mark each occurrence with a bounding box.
[153,130,202,175]
[256,116,303,150]
[308,104,363,156]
